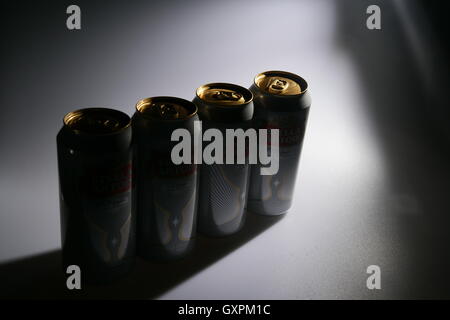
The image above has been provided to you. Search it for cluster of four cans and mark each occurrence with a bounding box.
[57,71,311,283]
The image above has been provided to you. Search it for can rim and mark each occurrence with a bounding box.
[195,82,253,107]
[254,70,308,96]
[63,107,131,136]
[135,96,198,121]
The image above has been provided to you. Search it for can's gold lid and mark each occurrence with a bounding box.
[136,97,197,120]
[255,71,306,95]
[196,83,252,106]
[64,108,131,134]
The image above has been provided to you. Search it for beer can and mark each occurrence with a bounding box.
[193,83,254,236]
[57,108,135,284]
[133,97,199,260]
[247,71,311,215]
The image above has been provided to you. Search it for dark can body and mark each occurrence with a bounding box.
[57,108,135,284]
[133,97,199,260]
[247,71,311,215]
[193,83,254,237]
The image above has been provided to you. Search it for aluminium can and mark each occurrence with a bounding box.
[247,71,311,215]
[193,83,254,237]
[133,97,199,260]
[57,108,135,284]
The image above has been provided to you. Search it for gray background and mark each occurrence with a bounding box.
[1,0,449,299]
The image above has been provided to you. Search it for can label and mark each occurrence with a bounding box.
[206,163,249,226]
[141,148,197,246]
[80,160,133,265]
[265,125,304,147]
[149,152,196,179]
[261,111,307,157]
[248,109,308,207]
[84,163,132,197]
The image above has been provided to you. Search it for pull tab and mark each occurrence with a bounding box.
[86,116,119,131]
[212,90,242,101]
[268,78,288,93]
[152,103,179,119]
[99,118,119,129]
